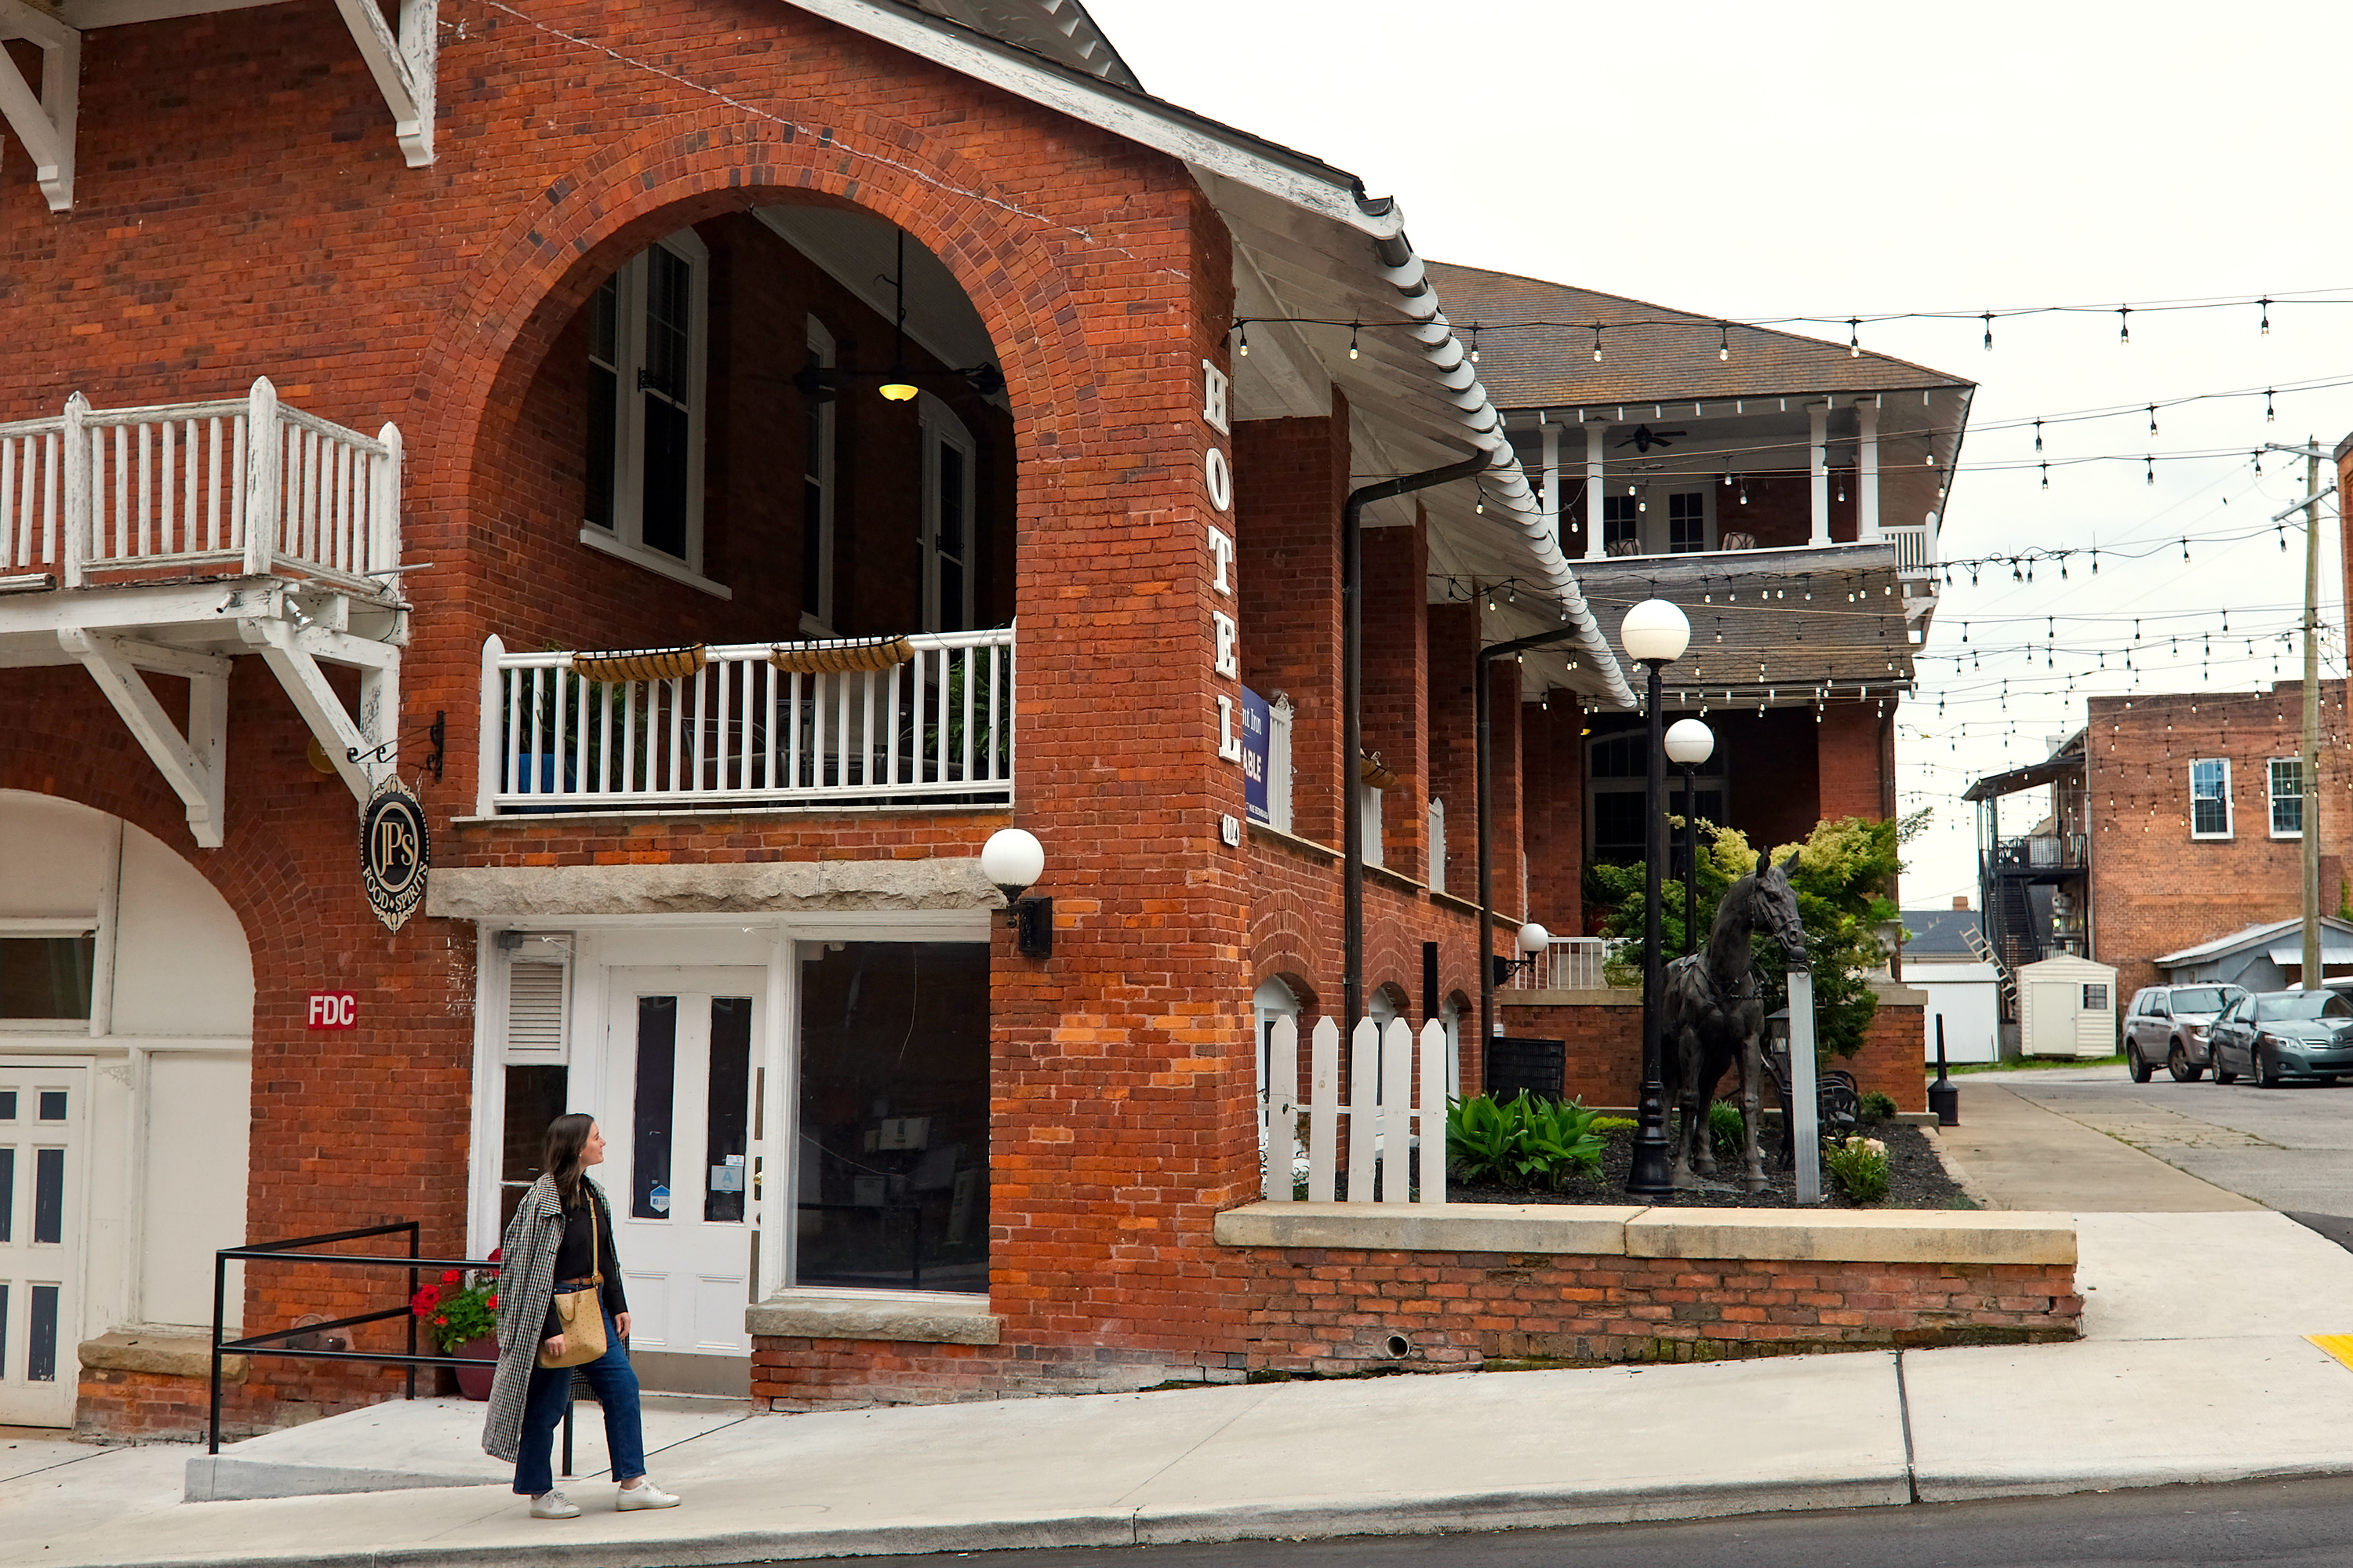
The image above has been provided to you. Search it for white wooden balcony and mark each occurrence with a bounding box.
[0,379,408,847]
[475,628,1014,817]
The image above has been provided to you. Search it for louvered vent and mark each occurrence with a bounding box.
[506,961,567,1057]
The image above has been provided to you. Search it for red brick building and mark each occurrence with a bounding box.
[0,1,1944,1434]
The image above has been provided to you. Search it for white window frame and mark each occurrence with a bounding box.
[578,228,727,598]
[1358,778,1384,868]
[2269,757,2305,839]
[800,316,838,635]
[1601,485,1715,555]
[0,918,100,1034]
[2189,758,2232,840]
[918,393,978,634]
[1662,487,1715,554]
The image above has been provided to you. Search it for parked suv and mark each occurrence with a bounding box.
[2124,984,2246,1082]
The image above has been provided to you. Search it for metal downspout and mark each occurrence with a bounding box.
[1343,449,1492,1028]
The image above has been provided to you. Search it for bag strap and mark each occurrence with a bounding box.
[587,1184,604,1289]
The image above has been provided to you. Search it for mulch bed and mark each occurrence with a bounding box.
[1446,1122,1975,1210]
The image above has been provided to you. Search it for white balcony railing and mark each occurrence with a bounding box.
[1501,936,1626,991]
[1880,518,1937,580]
[477,628,1014,816]
[0,377,399,589]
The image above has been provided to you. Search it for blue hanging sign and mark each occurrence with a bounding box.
[1240,686,1271,825]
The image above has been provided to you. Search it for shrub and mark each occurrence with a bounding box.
[1822,1134,1890,1203]
[1707,1099,1747,1159]
[1447,1092,1606,1191]
[1592,1115,1638,1135]
[1858,1090,1898,1122]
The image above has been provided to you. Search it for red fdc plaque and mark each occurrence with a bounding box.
[308,992,358,1029]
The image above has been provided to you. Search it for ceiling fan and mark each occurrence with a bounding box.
[1615,424,1686,453]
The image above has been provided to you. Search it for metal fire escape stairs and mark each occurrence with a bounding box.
[0,380,410,849]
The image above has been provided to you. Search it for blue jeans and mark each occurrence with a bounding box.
[512,1306,647,1496]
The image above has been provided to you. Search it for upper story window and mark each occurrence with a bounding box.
[802,317,838,632]
[1666,491,1709,553]
[581,230,718,595]
[1587,731,1726,866]
[2270,757,2304,838]
[919,395,977,633]
[1602,494,1640,554]
[2189,758,2231,839]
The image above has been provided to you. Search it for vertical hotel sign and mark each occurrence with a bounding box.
[1202,360,1244,778]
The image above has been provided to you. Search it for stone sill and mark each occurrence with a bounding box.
[1500,986,1636,1004]
[1247,822,1340,863]
[81,1329,245,1382]
[1213,1201,2075,1267]
[746,1290,999,1345]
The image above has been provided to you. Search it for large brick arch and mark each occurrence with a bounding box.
[402,104,1101,551]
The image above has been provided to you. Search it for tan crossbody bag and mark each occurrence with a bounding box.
[536,1188,609,1370]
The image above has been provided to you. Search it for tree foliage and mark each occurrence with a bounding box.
[1586,810,1922,1060]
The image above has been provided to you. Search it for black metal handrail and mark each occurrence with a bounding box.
[208,1221,500,1457]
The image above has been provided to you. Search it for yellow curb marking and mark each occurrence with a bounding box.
[2307,1335,2353,1370]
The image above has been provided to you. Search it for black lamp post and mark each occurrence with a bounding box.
[1620,598,1690,1198]
[1664,718,1715,957]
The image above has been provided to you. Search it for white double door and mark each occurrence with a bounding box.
[602,969,760,1358]
[0,1064,85,1427]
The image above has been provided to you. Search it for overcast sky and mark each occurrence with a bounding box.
[1086,0,2353,909]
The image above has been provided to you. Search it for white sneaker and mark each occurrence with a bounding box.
[529,1490,581,1519]
[616,1480,681,1511]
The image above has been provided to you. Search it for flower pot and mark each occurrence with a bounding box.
[453,1334,499,1401]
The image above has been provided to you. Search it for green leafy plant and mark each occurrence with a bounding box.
[1707,1098,1747,1159]
[1446,1091,1606,1191]
[1592,1115,1638,1135]
[410,1257,500,1353]
[1823,1134,1890,1204]
[1858,1090,1898,1123]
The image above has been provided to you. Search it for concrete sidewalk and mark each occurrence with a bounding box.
[10,1091,2353,1566]
[1934,1079,2261,1211]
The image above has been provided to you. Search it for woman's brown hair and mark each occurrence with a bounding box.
[542,1113,596,1210]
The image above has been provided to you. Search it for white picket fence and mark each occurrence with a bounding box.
[1260,1015,1446,1205]
[0,377,399,588]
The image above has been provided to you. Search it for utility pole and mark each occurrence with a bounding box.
[2304,441,2324,990]
[2269,443,2337,990]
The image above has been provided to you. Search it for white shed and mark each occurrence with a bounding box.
[2017,954,2119,1058]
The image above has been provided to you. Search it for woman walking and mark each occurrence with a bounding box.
[482,1113,682,1518]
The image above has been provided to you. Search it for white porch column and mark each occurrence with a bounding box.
[1808,403,1830,546]
[1857,401,1881,541]
[1584,424,1605,561]
[1540,421,1562,547]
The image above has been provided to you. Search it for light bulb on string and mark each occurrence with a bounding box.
[2041,462,2049,489]
[2148,406,2158,436]
[1982,312,1994,351]
[2268,388,2276,422]
[2148,457,2156,487]
[2118,305,2130,344]
[1236,321,1249,357]
[2033,419,2043,453]
[1468,324,1480,364]
[1848,318,1860,356]
[1347,323,1359,361]
[1591,324,1603,362]
[2260,297,2271,335]
[1718,324,1729,362]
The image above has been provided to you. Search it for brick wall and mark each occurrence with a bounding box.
[1497,994,1926,1112]
[1238,1248,2077,1370]
[1362,515,1431,882]
[2087,683,2351,997]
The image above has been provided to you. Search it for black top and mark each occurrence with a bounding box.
[542,1182,628,1341]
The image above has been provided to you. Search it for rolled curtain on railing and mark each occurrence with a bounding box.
[480,627,1013,813]
[0,377,398,588]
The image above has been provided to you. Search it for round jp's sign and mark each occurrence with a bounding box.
[361,777,430,933]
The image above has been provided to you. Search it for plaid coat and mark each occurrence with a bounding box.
[480,1175,613,1463]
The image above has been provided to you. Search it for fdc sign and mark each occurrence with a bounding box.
[308,992,358,1029]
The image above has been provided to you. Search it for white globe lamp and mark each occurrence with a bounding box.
[1620,598,1690,664]
[1664,718,1715,767]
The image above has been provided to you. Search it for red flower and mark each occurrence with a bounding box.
[442,1269,462,1286]
[486,1294,499,1310]
[431,1313,448,1326]
[488,1247,504,1264]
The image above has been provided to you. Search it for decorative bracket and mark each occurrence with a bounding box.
[330,0,437,168]
[238,614,399,809]
[0,1,78,212]
[58,629,227,848]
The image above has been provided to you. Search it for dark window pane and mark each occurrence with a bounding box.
[704,997,752,1224]
[644,246,691,399]
[0,1090,14,1119]
[589,276,618,368]
[631,996,678,1220]
[33,1146,62,1244]
[641,398,690,559]
[1602,495,1639,549]
[0,1284,8,1379]
[0,938,93,1020]
[0,1148,13,1243]
[795,943,989,1293]
[27,1283,56,1382]
[499,1065,569,1233]
[1667,492,1706,552]
[940,560,965,635]
[802,475,824,620]
[937,446,965,553]
[586,364,617,531]
[1593,791,1647,865]
[37,1090,64,1121]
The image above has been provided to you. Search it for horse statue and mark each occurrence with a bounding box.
[1660,853,1809,1192]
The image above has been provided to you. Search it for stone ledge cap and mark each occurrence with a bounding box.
[1625,1208,2076,1265]
[1215,1202,1642,1255]
[80,1330,245,1381]
[746,1290,999,1345]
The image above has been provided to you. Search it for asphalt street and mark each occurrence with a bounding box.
[801,1475,2353,1566]
[1985,1064,2353,1214]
